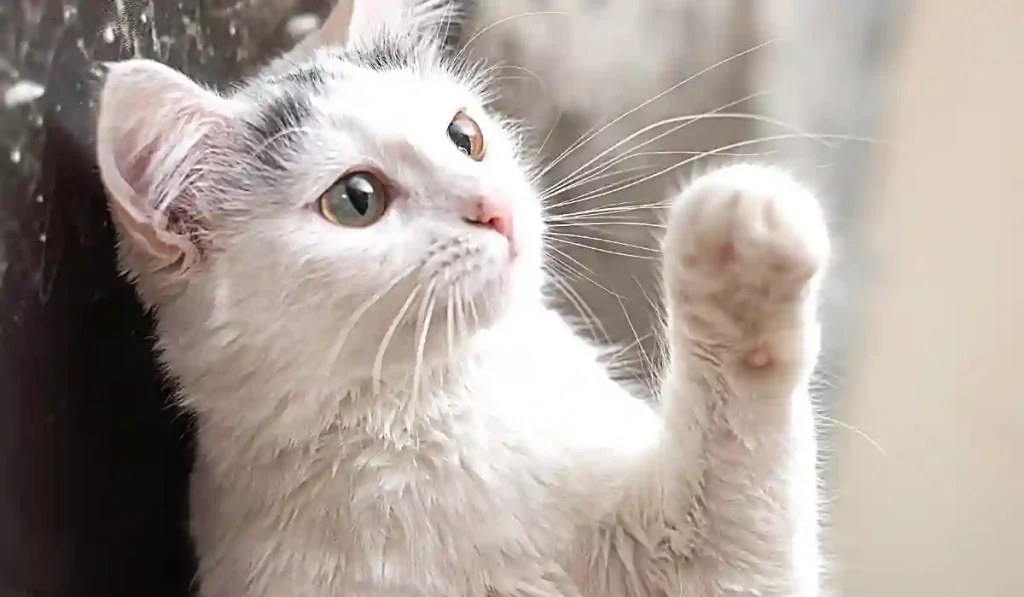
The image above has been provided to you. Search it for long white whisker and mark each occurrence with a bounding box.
[614,290,656,394]
[547,146,772,213]
[458,11,568,60]
[445,286,455,363]
[554,200,671,221]
[372,284,423,395]
[534,110,563,161]
[548,236,659,261]
[543,90,774,199]
[453,282,470,353]
[541,164,656,201]
[467,293,480,332]
[545,231,659,254]
[536,40,777,180]
[545,221,666,230]
[543,260,613,346]
[819,415,888,457]
[326,263,418,373]
[440,0,455,47]
[540,165,659,206]
[411,281,439,404]
[545,244,623,298]
[554,133,876,213]
[545,107,815,210]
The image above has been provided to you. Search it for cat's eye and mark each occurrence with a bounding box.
[447,110,485,161]
[318,172,389,227]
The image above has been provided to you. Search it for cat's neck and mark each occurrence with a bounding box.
[183,301,549,456]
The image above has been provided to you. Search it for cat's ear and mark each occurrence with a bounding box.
[320,0,453,47]
[275,1,458,66]
[95,59,233,274]
[344,0,410,44]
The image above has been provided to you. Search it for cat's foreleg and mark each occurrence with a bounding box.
[576,164,829,597]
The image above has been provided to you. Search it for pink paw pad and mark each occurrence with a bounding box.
[744,345,773,369]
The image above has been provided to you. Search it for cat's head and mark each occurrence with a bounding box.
[95,0,544,383]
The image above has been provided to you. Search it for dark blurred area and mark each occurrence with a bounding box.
[0,1,334,595]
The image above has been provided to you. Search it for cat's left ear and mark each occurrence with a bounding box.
[95,59,234,274]
[274,1,461,70]
[320,0,459,47]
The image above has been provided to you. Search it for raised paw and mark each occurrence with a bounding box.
[662,164,830,372]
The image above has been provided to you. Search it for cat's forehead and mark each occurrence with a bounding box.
[252,42,479,127]
[227,37,505,201]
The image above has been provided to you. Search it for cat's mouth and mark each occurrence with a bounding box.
[417,235,517,323]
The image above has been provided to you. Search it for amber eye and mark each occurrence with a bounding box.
[447,110,485,161]
[318,172,389,227]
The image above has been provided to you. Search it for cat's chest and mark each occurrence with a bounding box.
[192,404,580,595]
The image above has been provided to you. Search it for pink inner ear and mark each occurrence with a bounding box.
[95,59,221,273]
[319,0,356,45]
[96,124,193,269]
[347,0,408,44]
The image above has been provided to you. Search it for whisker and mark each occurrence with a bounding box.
[412,280,439,403]
[445,286,455,363]
[545,106,819,210]
[372,283,423,395]
[545,221,667,230]
[540,165,659,205]
[543,89,775,199]
[534,110,563,161]
[819,415,888,457]
[458,11,568,60]
[325,263,418,374]
[544,244,624,297]
[487,64,548,90]
[548,146,770,216]
[614,290,657,394]
[633,273,665,320]
[550,199,671,222]
[440,0,455,48]
[535,39,777,180]
[545,231,659,254]
[456,283,469,349]
[467,292,480,331]
[543,261,613,346]
[548,236,659,261]
[546,144,776,211]
[551,132,877,214]
[540,164,657,201]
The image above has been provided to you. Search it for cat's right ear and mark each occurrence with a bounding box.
[284,0,402,50]
[274,1,461,71]
[95,59,234,274]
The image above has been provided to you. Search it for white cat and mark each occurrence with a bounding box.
[94,1,828,595]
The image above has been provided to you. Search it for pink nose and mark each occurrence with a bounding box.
[464,196,514,241]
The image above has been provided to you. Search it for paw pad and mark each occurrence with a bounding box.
[743,345,773,369]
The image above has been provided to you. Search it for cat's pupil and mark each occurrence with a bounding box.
[344,174,374,215]
[448,122,473,155]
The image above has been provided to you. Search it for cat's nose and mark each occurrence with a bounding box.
[463,196,514,241]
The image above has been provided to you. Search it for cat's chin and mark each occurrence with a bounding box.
[435,251,542,338]
[442,267,516,331]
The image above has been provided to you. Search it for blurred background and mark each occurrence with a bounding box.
[1,0,1021,596]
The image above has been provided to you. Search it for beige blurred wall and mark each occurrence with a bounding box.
[834,1,1024,595]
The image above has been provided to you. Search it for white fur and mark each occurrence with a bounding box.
[94,3,829,595]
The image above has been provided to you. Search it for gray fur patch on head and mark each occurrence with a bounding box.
[232,30,485,182]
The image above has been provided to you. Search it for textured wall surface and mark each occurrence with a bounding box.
[0,2,331,595]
